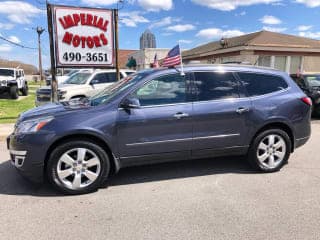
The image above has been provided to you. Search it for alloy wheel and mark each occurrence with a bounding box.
[56,148,101,190]
[256,134,286,169]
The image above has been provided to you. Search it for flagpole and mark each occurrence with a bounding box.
[178,40,185,76]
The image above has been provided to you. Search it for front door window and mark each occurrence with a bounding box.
[132,73,189,106]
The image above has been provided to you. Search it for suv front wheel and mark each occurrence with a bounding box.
[9,86,19,99]
[47,140,110,194]
[248,129,291,172]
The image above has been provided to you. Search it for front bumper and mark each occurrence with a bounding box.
[7,132,54,183]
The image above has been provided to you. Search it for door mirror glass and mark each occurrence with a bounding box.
[90,79,99,85]
[121,98,140,109]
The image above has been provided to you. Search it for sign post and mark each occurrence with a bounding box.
[47,3,58,102]
[53,6,114,67]
[46,3,117,102]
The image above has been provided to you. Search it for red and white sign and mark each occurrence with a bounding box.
[54,6,114,67]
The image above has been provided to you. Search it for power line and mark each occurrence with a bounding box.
[0,35,37,50]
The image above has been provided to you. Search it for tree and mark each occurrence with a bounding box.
[126,57,137,69]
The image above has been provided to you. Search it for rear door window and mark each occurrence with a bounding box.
[193,71,240,101]
[237,72,288,97]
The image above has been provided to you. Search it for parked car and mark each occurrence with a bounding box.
[290,73,320,116]
[36,69,135,106]
[8,65,311,194]
[0,68,28,99]
[45,69,91,86]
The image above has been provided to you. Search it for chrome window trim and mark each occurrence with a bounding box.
[118,70,291,109]
[126,133,240,146]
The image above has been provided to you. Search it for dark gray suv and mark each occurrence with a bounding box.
[7,65,312,194]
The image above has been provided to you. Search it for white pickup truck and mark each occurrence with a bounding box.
[36,69,135,106]
[0,68,28,99]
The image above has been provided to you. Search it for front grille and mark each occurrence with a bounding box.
[36,89,51,102]
[37,95,51,101]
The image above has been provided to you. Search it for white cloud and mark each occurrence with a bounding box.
[191,0,281,11]
[149,17,180,29]
[8,35,21,44]
[167,24,196,32]
[120,11,149,27]
[0,1,43,24]
[297,25,312,31]
[81,0,118,5]
[179,39,193,44]
[235,11,247,16]
[260,15,282,24]
[162,32,173,36]
[137,0,173,11]
[263,26,287,32]
[299,31,320,39]
[0,22,14,30]
[295,0,320,7]
[196,28,245,39]
[0,44,12,52]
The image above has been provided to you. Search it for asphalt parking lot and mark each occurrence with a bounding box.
[0,121,319,240]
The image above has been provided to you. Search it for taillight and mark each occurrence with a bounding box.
[301,97,312,106]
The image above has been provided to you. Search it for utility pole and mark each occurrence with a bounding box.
[36,26,45,81]
[114,8,120,82]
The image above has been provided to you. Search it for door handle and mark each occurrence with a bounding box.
[173,112,189,119]
[236,107,250,114]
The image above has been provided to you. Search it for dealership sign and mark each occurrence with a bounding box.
[53,6,114,67]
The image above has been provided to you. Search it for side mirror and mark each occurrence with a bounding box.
[120,98,140,109]
[90,79,99,85]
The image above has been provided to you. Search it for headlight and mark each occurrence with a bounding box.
[15,116,54,134]
[58,90,67,100]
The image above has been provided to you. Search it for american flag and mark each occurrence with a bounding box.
[162,45,181,67]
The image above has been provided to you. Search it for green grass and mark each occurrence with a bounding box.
[0,84,40,124]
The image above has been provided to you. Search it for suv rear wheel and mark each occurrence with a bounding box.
[21,84,28,96]
[9,86,18,99]
[248,129,291,172]
[47,140,110,194]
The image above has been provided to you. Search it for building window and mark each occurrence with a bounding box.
[290,56,302,74]
[274,56,287,71]
[258,56,271,67]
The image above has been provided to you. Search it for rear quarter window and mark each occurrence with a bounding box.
[237,72,288,97]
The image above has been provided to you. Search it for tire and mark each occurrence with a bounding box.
[312,106,320,118]
[9,86,18,99]
[47,140,110,195]
[21,84,28,96]
[248,129,291,172]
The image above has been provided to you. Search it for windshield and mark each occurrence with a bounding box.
[66,70,79,76]
[0,69,14,77]
[64,72,91,84]
[305,75,320,87]
[90,71,150,106]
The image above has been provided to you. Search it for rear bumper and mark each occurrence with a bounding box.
[295,136,310,149]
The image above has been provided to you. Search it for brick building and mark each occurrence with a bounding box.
[182,31,320,73]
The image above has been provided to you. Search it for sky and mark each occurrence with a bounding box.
[1,0,320,69]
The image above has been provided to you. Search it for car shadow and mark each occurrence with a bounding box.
[0,156,256,197]
[0,92,11,99]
